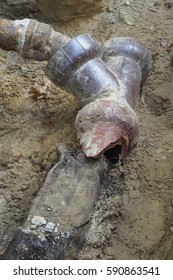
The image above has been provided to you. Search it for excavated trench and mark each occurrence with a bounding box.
[0,0,173,259]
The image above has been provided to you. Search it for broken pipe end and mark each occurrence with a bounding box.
[75,98,139,161]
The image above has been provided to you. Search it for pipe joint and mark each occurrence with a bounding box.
[46,34,102,89]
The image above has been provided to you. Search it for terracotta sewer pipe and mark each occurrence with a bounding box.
[0,18,152,160]
[0,18,70,60]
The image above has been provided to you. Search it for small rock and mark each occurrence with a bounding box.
[129,173,138,180]
[30,224,36,230]
[44,222,55,233]
[107,6,114,12]
[61,231,71,239]
[31,216,46,227]
[162,156,167,160]
[21,185,29,191]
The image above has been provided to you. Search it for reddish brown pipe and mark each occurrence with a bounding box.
[0,18,70,60]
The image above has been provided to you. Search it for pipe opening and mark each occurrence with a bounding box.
[104,145,122,164]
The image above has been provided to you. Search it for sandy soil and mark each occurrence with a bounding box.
[0,0,173,259]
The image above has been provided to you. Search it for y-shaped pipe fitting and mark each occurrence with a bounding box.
[46,37,152,159]
[0,18,152,159]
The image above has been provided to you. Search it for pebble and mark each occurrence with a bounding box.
[31,216,46,227]
[129,173,138,180]
[161,156,167,160]
[30,224,37,230]
[21,185,29,191]
[44,222,55,233]
[61,231,71,239]
[54,227,58,233]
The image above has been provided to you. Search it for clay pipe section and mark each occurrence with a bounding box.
[0,18,70,60]
[103,37,152,108]
[46,37,152,160]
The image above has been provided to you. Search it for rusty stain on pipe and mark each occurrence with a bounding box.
[0,18,70,60]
